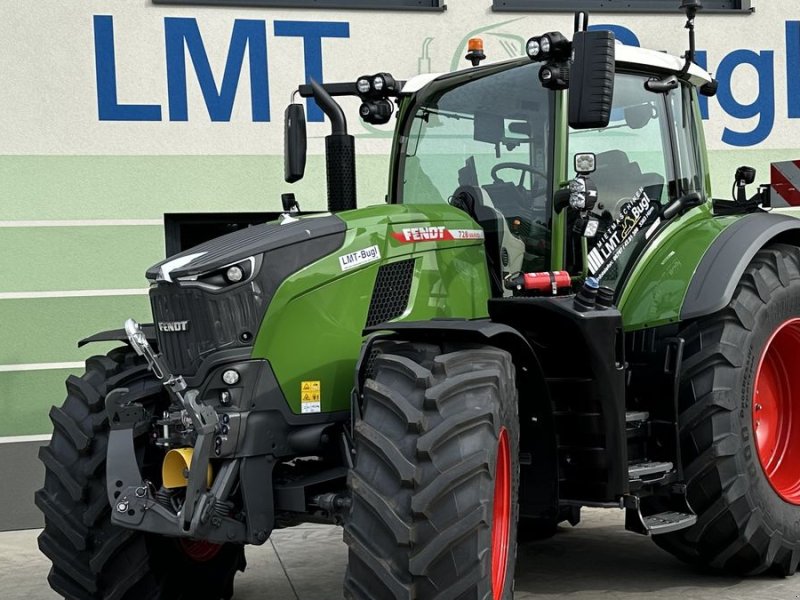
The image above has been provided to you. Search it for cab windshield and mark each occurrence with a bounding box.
[396,62,554,271]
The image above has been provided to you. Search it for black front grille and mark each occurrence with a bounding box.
[365,259,415,328]
[150,284,266,376]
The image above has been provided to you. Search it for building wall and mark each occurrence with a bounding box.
[0,0,797,527]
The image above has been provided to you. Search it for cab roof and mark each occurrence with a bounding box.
[401,42,712,95]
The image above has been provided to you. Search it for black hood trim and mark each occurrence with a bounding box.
[147,214,346,280]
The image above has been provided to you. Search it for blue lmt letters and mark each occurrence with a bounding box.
[93,15,800,147]
[93,15,349,123]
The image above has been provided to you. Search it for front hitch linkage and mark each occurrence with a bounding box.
[122,318,220,533]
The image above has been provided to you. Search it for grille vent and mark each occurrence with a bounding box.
[365,259,415,328]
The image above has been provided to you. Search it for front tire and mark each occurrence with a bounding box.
[655,244,800,576]
[35,348,246,599]
[344,342,520,599]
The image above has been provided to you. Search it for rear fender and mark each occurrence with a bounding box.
[681,212,800,320]
[619,210,800,330]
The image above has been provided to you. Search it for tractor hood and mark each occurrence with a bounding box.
[146,214,346,282]
[145,214,346,376]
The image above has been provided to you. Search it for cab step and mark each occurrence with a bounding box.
[628,461,673,481]
[641,511,697,535]
[624,494,698,536]
[625,410,650,423]
[625,508,697,535]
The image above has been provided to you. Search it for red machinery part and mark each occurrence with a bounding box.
[522,271,572,293]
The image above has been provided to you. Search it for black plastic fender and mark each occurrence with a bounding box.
[361,319,547,393]
[77,324,157,348]
[681,212,800,320]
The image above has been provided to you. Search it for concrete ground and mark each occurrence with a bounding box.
[2,509,797,600]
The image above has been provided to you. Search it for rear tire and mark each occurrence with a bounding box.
[654,244,800,576]
[344,342,520,599]
[35,348,246,599]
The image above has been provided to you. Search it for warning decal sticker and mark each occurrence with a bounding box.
[301,380,321,414]
[587,188,657,280]
[391,226,485,243]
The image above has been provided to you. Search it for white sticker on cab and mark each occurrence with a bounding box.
[339,245,382,271]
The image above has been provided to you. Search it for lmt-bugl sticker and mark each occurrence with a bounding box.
[339,245,381,271]
[587,188,657,280]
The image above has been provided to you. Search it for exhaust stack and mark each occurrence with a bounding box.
[310,80,357,213]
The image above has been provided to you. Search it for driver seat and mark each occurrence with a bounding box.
[482,180,531,218]
[450,185,524,297]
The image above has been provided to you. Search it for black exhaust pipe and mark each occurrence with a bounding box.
[310,80,357,212]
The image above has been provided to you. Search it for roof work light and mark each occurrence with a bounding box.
[526,31,571,62]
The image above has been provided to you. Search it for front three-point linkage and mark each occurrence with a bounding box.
[123,318,221,534]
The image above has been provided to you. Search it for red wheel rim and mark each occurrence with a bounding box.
[753,318,800,505]
[491,427,511,599]
[179,538,223,562]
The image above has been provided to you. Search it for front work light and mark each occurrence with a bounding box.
[540,36,552,54]
[359,99,394,125]
[574,153,597,175]
[526,37,542,60]
[539,64,569,90]
[358,73,398,99]
[526,31,571,62]
[356,78,371,94]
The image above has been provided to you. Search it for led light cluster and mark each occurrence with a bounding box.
[525,31,571,62]
[355,73,398,126]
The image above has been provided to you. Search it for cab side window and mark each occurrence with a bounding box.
[570,74,672,219]
[569,73,672,290]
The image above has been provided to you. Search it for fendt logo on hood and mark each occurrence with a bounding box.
[391,226,485,243]
[158,321,189,332]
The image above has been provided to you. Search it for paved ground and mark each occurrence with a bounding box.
[3,509,798,599]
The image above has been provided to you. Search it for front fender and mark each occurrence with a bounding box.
[78,324,157,348]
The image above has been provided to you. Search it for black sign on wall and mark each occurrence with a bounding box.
[153,0,446,10]
[492,0,751,12]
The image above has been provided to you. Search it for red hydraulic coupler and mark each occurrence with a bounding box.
[505,271,572,296]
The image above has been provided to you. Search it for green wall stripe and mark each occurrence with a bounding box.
[0,368,87,437]
[0,155,391,220]
[0,226,164,292]
[0,150,791,223]
[0,295,151,365]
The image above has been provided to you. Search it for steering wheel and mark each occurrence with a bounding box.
[491,162,547,187]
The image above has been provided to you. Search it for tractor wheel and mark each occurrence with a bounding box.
[655,244,800,576]
[344,342,519,600]
[35,347,246,599]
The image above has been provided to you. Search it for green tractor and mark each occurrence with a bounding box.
[37,3,800,599]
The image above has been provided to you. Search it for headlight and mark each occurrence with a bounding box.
[177,257,256,290]
[225,265,244,283]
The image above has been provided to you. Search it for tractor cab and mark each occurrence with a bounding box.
[390,38,714,298]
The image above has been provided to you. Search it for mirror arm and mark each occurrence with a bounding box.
[662,191,703,220]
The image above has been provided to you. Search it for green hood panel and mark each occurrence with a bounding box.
[251,203,492,414]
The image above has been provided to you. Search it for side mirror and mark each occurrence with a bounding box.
[569,30,615,129]
[284,103,307,184]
